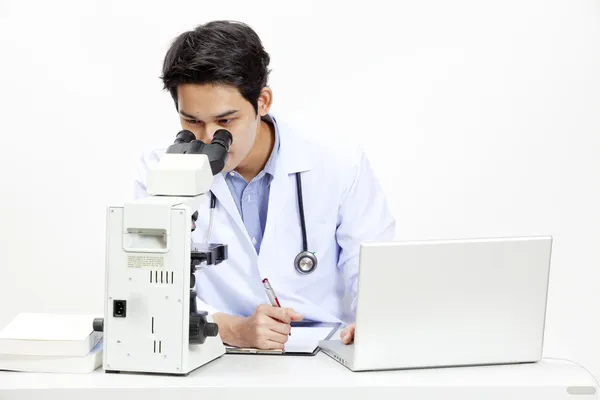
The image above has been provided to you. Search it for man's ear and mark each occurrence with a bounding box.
[257,87,273,117]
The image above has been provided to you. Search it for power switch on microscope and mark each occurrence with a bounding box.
[113,300,127,317]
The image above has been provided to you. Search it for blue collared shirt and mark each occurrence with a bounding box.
[224,116,280,254]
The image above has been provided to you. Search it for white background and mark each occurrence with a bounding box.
[1,0,599,380]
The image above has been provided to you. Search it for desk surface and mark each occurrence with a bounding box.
[0,354,597,400]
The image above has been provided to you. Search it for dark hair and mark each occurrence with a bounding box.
[161,20,271,114]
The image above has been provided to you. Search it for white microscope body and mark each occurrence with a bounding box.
[99,130,233,375]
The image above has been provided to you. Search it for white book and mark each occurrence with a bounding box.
[0,313,102,357]
[0,340,103,373]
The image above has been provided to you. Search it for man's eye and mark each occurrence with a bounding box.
[219,119,231,125]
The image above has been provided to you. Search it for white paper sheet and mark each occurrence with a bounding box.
[283,326,336,353]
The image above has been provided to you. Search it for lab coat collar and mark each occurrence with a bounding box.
[269,113,313,175]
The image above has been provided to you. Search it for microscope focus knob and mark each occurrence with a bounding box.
[204,322,219,337]
[189,313,219,344]
[93,318,104,332]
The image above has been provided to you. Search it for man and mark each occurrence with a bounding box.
[134,20,395,350]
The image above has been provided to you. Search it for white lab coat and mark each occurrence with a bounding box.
[134,116,396,325]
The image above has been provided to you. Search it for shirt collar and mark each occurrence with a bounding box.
[259,113,280,179]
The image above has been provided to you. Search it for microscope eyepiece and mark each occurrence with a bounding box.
[165,129,232,175]
[211,129,233,150]
[174,130,196,144]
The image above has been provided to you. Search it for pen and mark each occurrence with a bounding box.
[262,278,281,307]
[262,278,290,336]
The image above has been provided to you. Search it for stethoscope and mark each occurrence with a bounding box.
[202,172,317,275]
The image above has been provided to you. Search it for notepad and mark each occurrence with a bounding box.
[225,321,340,355]
[283,326,337,352]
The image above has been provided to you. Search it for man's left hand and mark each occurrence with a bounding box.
[340,323,355,344]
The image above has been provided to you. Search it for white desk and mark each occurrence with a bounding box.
[0,354,597,400]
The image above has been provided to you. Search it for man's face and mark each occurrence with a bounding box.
[176,83,264,173]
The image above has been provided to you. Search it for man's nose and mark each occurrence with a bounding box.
[195,129,217,143]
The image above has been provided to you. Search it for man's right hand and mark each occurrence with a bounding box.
[213,304,304,350]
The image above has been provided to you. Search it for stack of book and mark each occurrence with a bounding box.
[0,313,103,373]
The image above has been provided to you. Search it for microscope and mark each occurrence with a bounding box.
[94,129,233,375]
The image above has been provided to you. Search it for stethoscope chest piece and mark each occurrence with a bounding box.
[294,251,318,274]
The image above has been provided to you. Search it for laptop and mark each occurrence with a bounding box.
[319,236,553,371]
